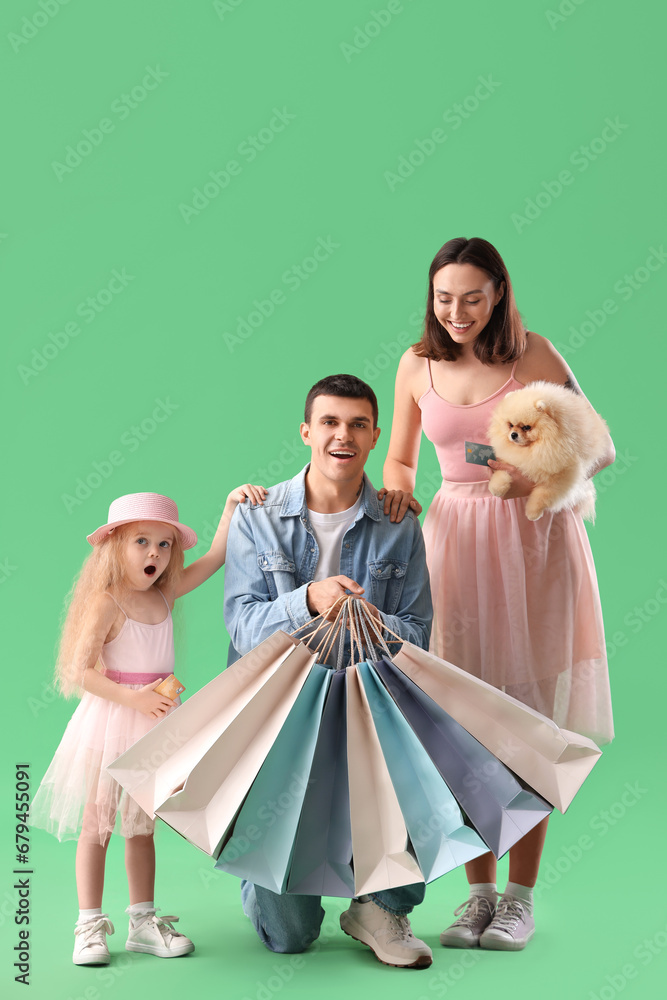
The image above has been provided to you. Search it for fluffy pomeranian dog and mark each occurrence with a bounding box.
[487,381,610,521]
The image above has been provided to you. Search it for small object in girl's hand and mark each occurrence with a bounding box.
[465,441,496,466]
[154,674,185,699]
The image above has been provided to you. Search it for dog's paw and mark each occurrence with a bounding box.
[525,497,547,520]
[488,470,512,497]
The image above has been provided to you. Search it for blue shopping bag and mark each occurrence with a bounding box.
[286,670,356,896]
[215,665,332,893]
[372,659,553,857]
[358,662,488,880]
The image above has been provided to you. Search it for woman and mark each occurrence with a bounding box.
[381,237,614,952]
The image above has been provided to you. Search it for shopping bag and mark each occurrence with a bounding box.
[286,670,355,897]
[109,598,600,897]
[155,640,317,855]
[345,666,424,896]
[214,665,332,893]
[370,659,552,857]
[108,630,302,817]
[357,662,490,879]
[392,643,601,812]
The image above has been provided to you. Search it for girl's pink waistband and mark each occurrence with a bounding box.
[103,669,166,684]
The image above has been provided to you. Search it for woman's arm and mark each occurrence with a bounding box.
[381,349,426,521]
[78,594,175,719]
[174,484,267,598]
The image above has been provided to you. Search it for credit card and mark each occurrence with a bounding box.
[154,674,185,699]
[465,441,496,466]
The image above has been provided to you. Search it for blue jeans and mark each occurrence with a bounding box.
[241,880,425,954]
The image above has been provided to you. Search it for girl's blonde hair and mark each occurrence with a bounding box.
[56,523,185,697]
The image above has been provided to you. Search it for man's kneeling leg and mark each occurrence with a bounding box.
[241,881,325,953]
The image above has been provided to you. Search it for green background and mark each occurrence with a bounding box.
[2,0,665,997]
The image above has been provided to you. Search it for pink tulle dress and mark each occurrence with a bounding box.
[419,357,614,744]
[30,591,179,844]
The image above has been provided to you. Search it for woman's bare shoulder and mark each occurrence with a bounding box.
[398,344,425,370]
[396,345,429,400]
[518,332,570,384]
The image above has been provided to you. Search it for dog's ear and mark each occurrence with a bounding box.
[535,399,548,413]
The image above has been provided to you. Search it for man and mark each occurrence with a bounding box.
[223,374,433,969]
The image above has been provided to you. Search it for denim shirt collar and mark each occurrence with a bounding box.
[280,464,381,522]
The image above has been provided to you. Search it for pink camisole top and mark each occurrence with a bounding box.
[99,590,175,684]
[418,357,524,483]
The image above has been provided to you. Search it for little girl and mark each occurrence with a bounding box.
[30,486,266,966]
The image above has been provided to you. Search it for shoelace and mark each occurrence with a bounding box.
[489,896,526,932]
[75,916,115,946]
[149,915,184,944]
[126,907,184,943]
[387,912,415,943]
[451,896,494,927]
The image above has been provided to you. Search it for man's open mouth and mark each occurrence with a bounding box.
[329,450,355,460]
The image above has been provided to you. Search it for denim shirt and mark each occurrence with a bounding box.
[224,466,432,665]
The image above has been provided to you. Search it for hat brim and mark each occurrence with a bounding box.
[87,517,198,549]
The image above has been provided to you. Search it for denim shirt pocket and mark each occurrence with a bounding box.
[257,550,297,601]
[368,559,408,616]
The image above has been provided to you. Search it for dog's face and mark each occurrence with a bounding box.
[505,415,541,447]
[491,393,551,449]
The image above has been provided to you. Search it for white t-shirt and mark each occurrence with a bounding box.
[309,496,362,581]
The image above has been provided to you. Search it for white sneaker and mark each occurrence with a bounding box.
[440,895,496,948]
[340,898,432,968]
[73,915,114,965]
[125,907,194,958]
[479,894,535,951]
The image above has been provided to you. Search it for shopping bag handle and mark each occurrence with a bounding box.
[291,597,401,666]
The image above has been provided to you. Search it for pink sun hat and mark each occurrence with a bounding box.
[86,493,198,549]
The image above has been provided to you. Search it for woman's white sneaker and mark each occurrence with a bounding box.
[73,915,114,965]
[125,907,194,958]
[340,899,432,968]
[440,895,496,948]
[479,894,535,951]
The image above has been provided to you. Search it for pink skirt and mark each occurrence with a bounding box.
[30,673,179,844]
[423,480,614,744]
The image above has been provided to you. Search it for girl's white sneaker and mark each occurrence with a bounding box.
[125,907,194,958]
[73,915,115,965]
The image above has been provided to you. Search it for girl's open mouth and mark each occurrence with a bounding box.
[144,566,157,576]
